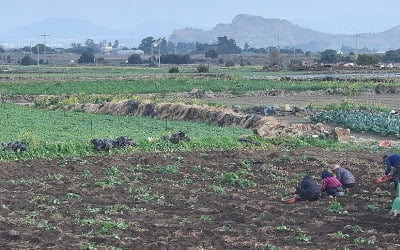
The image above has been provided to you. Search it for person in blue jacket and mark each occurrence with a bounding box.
[294,175,320,201]
[384,154,400,189]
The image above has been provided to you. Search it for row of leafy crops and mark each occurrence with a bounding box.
[0,103,257,160]
[310,110,400,137]
[0,103,366,161]
[0,76,392,96]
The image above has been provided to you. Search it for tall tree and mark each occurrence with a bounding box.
[319,49,339,64]
[77,51,95,64]
[216,36,241,54]
[138,37,155,55]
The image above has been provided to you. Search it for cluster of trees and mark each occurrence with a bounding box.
[4,34,400,66]
[319,48,400,65]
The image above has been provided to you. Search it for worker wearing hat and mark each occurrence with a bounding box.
[330,164,356,190]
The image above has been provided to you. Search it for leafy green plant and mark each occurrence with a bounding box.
[129,186,160,203]
[105,204,129,215]
[293,229,312,243]
[333,231,350,239]
[239,159,256,169]
[354,237,375,245]
[84,205,102,214]
[29,194,47,204]
[329,200,348,214]
[82,242,99,250]
[39,219,55,230]
[95,176,124,188]
[179,178,193,186]
[47,173,64,180]
[200,215,213,221]
[212,184,227,195]
[98,219,126,234]
[323,99,389,112]
[276,224,291,231]
[277,155,291,164]
[9,178,39,185]
[65,192,82,201]
[366,203,380,211]
[216,169,256,188]
[104,166,122,176]
[80,170,93,178]
[311,110,400,137]
[150,164,180,174]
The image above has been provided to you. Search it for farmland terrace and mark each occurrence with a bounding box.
[0,148,399,249]
[1,65,400,249]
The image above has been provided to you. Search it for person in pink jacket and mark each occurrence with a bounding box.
[320,170,344,197]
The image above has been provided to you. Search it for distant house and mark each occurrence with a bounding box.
[101,46,113,55]
[113,49,144,56]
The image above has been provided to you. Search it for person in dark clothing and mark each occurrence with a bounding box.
[294,175,320,201]
[384,154,400,189]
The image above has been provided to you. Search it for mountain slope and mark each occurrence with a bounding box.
[170,14,400,52]
[2,18,182,48]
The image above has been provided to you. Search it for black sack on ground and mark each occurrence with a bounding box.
[0,141,27,152]
[169,132,190,144]
[91,136,136,151]
[112,136,136,148]
[90,139,114,151]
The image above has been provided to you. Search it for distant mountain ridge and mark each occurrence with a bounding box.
[2,18,181,48]
[171,14,400,52]
[2,15,400,51]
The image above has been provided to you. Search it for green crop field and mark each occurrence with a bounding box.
[0,77,390,96]
[0,103,256,160]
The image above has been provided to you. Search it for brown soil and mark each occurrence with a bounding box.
[1,148,399,249]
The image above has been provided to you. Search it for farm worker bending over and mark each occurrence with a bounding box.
[320,170,344,197]
[383,154,400,189]
[294,175,320,201]
[330,164,356,190]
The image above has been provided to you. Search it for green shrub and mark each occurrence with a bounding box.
[168,66,179,73]
[196,64,209,73]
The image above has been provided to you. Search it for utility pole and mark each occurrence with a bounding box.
[277,32,281,65]
[153,38,161,68]
[40,34,50,65]
[37,45,40,66]
[354,33,359,61]
[158,41,161,68]
[172,34,177,54]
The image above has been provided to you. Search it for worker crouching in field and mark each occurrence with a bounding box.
[294,175,320,201]
[320,170,344,197]
[330,164,356,191]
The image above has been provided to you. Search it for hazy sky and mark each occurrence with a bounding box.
[1,0,399,34]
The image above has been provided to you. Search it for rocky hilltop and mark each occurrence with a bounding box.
[171,14,400,52]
